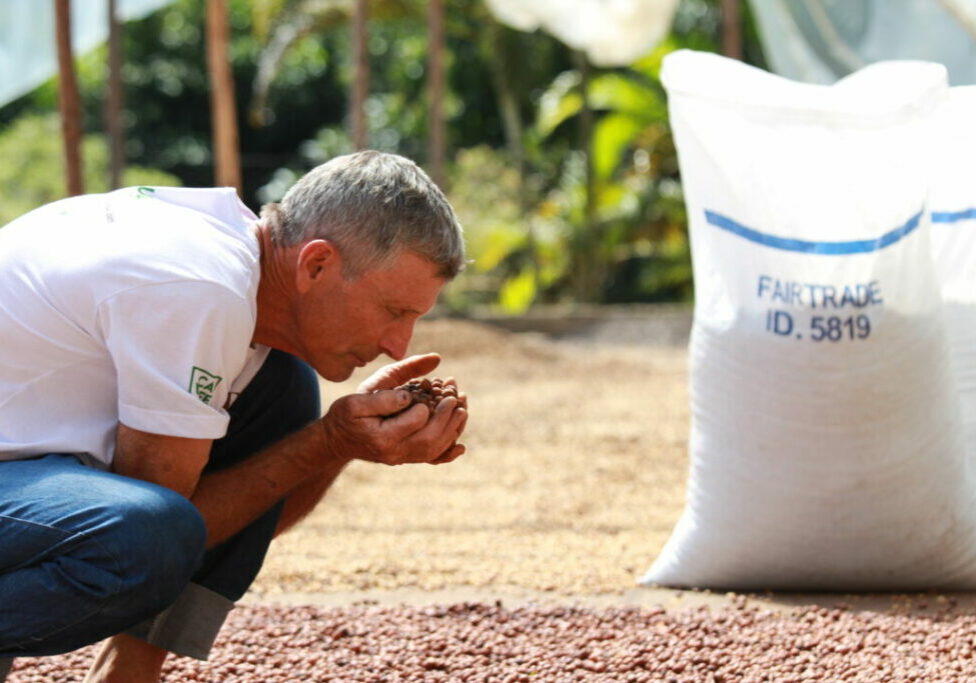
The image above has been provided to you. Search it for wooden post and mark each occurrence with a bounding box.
[205,0,242,192]
[426,0,446,189]
[721,0,742,60]
[351,0,369,150]
[106,0,124,189]
[55,0,84,196]
[933,0,976,41]
[573,49,597,302]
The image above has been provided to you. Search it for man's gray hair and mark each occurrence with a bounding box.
[261,151,466,279]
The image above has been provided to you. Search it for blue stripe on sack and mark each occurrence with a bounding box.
[932,208,976,223]
[704,209,923,255]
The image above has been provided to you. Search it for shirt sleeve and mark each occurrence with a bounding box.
[96,280,254,439]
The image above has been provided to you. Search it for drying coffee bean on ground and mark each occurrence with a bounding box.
[257,319,689,596]
[9,600,976,681]
[10,318,975,681]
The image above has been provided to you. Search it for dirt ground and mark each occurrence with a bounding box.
[250,314,692,600]
[14,312,976,681]
[249,312,976,618]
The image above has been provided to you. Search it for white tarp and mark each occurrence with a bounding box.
[748,0,976,85]
[483,0,680,67]
[0,0,176,108]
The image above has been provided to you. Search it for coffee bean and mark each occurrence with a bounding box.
[392,377,466,413]
[11,602,976,681]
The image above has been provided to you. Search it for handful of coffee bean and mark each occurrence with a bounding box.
[397,377,464,410]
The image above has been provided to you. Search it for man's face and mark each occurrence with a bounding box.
[294,247,446,382]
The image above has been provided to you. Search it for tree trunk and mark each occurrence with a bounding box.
[55,0,83,196]
[426,0,446,189]
[206,0,242,192]
[351,0,369,150]
[106,0,124,189]
[722,0,742,60]
[485,21,523,186]
[574,50,598,302]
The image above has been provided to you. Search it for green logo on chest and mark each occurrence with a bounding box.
[189,366,223,405]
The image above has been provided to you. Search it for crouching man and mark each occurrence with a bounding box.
[0,151,468,682]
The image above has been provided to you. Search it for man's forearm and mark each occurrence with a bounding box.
[191,421,346,547]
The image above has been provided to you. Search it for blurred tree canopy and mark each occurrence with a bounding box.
[0,0,765,311]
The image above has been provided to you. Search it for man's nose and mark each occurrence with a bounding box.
[379,321,414,361]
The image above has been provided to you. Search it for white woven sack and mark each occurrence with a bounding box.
[642,51,976,591]
[929,87,976,460]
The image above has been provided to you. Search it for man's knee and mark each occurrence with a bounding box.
[92,482,206,613]
[0,479,206,656]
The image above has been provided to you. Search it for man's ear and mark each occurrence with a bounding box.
[295,239,341,293]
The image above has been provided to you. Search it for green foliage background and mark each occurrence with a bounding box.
[0,0,765,312]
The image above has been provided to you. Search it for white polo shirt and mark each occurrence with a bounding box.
[0,186,270,468]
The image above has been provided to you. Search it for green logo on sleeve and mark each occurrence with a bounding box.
[135,186,156,198]
[189,367,223,405]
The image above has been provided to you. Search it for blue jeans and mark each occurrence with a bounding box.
[0,350,320,658]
